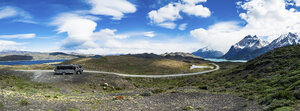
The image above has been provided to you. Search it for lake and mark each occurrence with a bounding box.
[0,59,68,65]
[204,58,247,63]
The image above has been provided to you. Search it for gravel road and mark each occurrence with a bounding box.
[16,63,219,78]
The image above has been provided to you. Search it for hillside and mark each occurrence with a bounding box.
[62,54,213,75]
[0,55,33,61]
[218,45,300,110]
[133,45,300,110]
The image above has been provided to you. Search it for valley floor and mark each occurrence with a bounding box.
[0,70,262,111]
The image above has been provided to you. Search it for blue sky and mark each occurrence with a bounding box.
[0,0,300,54]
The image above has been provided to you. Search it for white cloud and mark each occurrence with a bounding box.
[0,33,36,39]
[143,31,155,37]
[181,4,211,17]
[87,0,136,20]
[191,0,300,52]
[148,0,210,29]
[148,3,182,24]
[52,13,158,53]
[0,6,17,19]
[183,0,207,4]
[0,40,22,51]
[52,13,98,49]
[70,38,203,55]
[157,22,177,29]
[191,22,246,52]
[293,0,300,6]
[0,6,35,23]
[93,28,129,40]
[178,23,188,30]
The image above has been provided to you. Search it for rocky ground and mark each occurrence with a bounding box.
[0,70,263,111]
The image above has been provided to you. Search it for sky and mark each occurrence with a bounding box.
[0,0,300,54]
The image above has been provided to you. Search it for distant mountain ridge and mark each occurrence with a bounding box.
[223,32,300,60]
[0,50,101,61]
[192,47,224,58]
[223,35,269,60]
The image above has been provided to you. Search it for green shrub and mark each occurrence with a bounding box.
[0,102,3,108]
[19,99,29,106]
[264,99,293,111]
[183,106,194,110]
[224,82,234,88]
[274,106,292,111]
[246,74,256,83]
[68,108,80,111]
[151,88,165,94]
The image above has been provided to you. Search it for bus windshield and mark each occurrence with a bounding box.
[56,66,75,70]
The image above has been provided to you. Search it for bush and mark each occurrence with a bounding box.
[140,92,152,96]
[224,82,234,88]
[246,74,256,83]
[19,99,29,106]
[151,88,165,94]
[264,99,293,111]
[274,106,292,111]
[0,102,3,108]
[183,106,194,110]
[68,108,80,111]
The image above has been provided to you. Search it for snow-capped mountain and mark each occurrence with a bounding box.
[264,32,300,51]
[192,46,224,58]
[223,32,300,60]
[223,35,269,60]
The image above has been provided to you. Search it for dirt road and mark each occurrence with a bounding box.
[16,63,219,78]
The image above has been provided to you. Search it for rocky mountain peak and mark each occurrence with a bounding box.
[233,35,269,50]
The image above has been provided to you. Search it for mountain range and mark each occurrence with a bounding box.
[223,32,300,60]
[0,50,101,61]
[192,47,224,58]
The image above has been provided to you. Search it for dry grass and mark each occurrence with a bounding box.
[0,64,54,70]
[62,55,213,75]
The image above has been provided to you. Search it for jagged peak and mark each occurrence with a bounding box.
[233,35,269,49]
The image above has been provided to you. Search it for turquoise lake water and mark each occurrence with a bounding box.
[0,59,68,65]
[204,58,247,63]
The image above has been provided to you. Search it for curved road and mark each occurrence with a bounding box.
[17,63,219,78]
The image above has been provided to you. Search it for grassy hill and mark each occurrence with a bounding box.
[0,55,33,61]
[197,45,300,110]
[62,55,213,75]
[125,45,300,111]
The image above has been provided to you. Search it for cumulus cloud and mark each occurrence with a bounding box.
[178,23,188,30]
[92,28,129,40]
[148,0,210,29]
[191,22,245,52]
[87,0,136,20]
[148,3,182,24]
[181,3,210,17]
[0,33,35,39]
[191,0,300,52]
